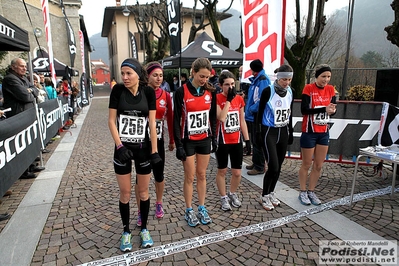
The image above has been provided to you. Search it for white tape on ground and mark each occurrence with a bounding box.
[79,186,398,266]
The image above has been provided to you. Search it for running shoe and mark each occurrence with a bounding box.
[269,192,281,207]
[120,232,132,252]
[155,202,164,218]
[228,192,242,208]
[185,209,200,227]
[137,210,142,227]
[220,196,232,211]
[197,206,212,225]
[307,191,322,205]
[298,191,311,206]
[260,195,274,211]
[140,229,154,248]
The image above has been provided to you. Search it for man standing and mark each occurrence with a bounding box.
[2,58,37,117]
[2,57,41,179]
[245,59,271,175]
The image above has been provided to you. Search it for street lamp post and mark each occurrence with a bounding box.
[122,1,131,58]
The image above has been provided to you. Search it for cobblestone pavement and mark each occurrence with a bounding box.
[0,89,398,266]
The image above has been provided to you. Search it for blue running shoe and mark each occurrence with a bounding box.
[197,206,212,225]
[120,232,132,252]
[140,229,154,248]
[185,209,200,227]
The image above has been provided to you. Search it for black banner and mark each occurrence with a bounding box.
[61,0,77,67]
[288,101,383,157]
[167,0,181,56]
[0,14,30,51]
[0,98,69,196]
[129,31,138,59]
[379,103,399,146]
[80,73,89,107]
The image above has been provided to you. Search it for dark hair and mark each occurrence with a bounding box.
[274,64,293,73]
[180,73,187,79]
[218,70,236,85]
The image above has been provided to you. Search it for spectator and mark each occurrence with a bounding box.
[2,58,37,117]
[160,80,171,92]
[33,73,47,103]
[38,73,45,87]
[2,57,43,179]
[172,75,179,92]
[44,77,57,100]
[111,77,117,89]
[209,68,221,93]
[180,73,188,85]
[245,59,271,175]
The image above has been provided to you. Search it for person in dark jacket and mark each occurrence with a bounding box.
[2,58,44,179]
[2,58,37,117]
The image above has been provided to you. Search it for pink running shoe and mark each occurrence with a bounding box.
[155,202,164,218]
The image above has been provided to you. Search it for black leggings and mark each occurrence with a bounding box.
[153,138,165,183]
[260,125,289,196]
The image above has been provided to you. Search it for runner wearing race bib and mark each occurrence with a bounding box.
[215,71,250,211]
[173,58,217,227]
[108,58,159,251]
[298,64,337,206]
[133,62,174,222]
[256,65,294,211]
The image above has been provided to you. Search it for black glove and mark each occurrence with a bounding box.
[226,87,236,102]
[244,139,252,155]
[176,146,187,161]
[150,152,162,165]
[211,138,218,153]
[116,145,133,163]
[288,131,294,145]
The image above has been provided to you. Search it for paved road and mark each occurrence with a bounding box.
[0,86,398,266]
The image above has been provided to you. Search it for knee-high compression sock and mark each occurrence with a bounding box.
[119,201,130,233]
[140,198,150,230]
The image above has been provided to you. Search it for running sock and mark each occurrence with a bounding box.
[119,201,130,233]
[140,198,150,230]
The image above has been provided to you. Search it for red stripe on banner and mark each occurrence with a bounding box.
[41,0,57,85]
[241,0,285,80]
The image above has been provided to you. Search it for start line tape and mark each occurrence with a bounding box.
[80,186,398,266]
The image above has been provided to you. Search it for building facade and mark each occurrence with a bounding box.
[91,59,111,85]
[101,0,231,81]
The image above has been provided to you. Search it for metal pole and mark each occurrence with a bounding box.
[341,0,355,99]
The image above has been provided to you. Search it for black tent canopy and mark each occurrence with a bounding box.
[0,14,30,51]
[32,49,79,77]
[161,32,243,69]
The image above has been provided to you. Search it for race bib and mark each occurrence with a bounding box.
[313,105,329,125]
[224,110,240,133]
[187,110,209,135]
[274,108,290,127]
[119,114,147,142]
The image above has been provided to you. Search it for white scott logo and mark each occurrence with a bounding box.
[201,41,223,56]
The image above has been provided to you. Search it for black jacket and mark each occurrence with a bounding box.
[2,70,37,117]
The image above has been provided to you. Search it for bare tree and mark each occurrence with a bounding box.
[384,45,399,67]
[385,0,399,47]
[187,0,234,47]
[284,0,328,98]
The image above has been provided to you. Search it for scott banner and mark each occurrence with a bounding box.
[241,0,286,80]
[289,101,383,157]
[129,31,139,59]
[167,0,181,56]
[0,98,67,197]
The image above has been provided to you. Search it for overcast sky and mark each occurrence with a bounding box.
[80,0,348,37]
